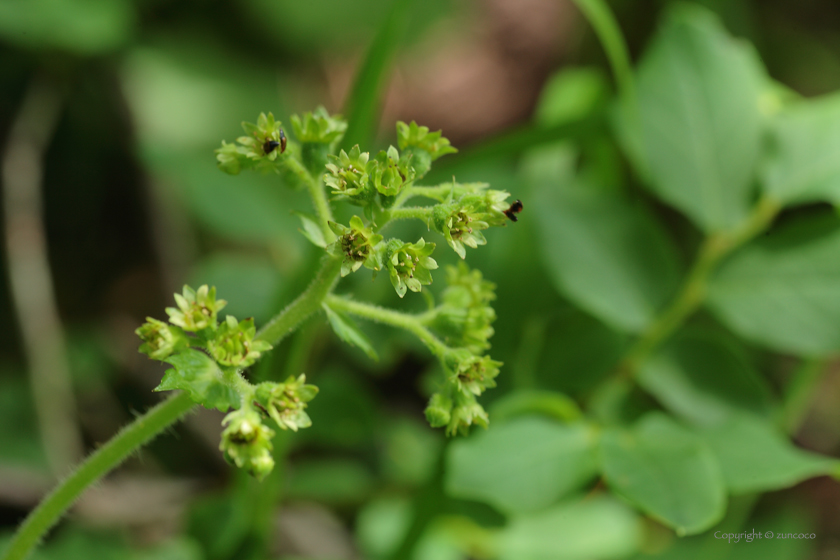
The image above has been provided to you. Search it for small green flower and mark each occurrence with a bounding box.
[216,112,289,175]
[431,190,512,258]
[254,375,319,432]
[448,392,489,436]
[369,146,415,197]
[385,238,438,298]
[290,106,347,144]
[207,316,272,368]
[166,285,227,332]
[220,407,276,480]
[324,145,376,205]
[425,388,489,436]
[445,349,502,396]
[136,318,186,360]
[396,121,457,178]
[328,216,384,277]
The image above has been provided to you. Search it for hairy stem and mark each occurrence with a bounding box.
[2,76,83,474]
[1,392,196,560]
[325,294,449,357]
[394,184,452,207]
[284,156,336,242]
[257,255,343,346]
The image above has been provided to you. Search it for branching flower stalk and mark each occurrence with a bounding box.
[2,108,517,560]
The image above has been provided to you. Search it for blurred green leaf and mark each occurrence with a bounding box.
[600,413,726,535]
[707,211,840,354]
[697,414,839,494]
[494,496,642,560]
[638,329,774,427]
[286,458,374,504]
[340,0,413,151]
[381,418,442,486]
[762,92,840,205]
[489,390,582,424]
[190,254,282,324]
[299,369,380,448]
[629,4,764,232]
[534,182,680,333]
[356,496,412,560]
[0,0,134,54]
[446,418,598,514]
[535,68,611,126]
[323,304,379,360]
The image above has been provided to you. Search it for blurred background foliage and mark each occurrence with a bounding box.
[3,0,840,559]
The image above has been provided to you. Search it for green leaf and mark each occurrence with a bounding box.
[534,184,680,333]
[156,349,239,412]
[600,413,726,535]
[697,414,839,494]
[323,303,378,360]
[495,496,642,560]
[638,330,774,427]
[489,390,582,424]
[707,211,840,354]
[535,68,611,126]
[340,0,412,151]
[762,93,840,205]
[293,211,327,248]
[630,5,764,232]
[446,418,598,514]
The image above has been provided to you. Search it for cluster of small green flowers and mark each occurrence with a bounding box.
[136,285,318,479]
[212,109,517,437]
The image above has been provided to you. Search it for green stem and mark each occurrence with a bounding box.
[257,255,343,346]
[284,156,335,242]
[379,206,433,231]
[781,358,827,435]
[325,294,449,358]
[1,392,196,560]
[609,197,781,389]
[570,0,634,97]
[394,184,451,207]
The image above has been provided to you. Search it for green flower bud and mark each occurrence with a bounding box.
[385,238,438,298]
[215,141,243,175]
[165,285,227,332]
[425,392,453,428]
[427,264,497,353]
[447,392,489,436]
[369,146,415,197]
[290,106,347,144]
[291,107,347,175]
[396,121,457,178]
[220,407,276,480]
[207,316,273,368]
[328,216,384,277]
[254,375,319,432]
[445,349,502,396]
[136,318,186,360]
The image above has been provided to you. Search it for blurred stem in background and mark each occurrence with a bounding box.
[1,76,83,475]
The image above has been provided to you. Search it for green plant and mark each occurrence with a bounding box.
[1,103,515,559]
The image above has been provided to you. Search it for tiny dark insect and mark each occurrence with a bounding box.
[263,129,287,155]
[503,199,523,222]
